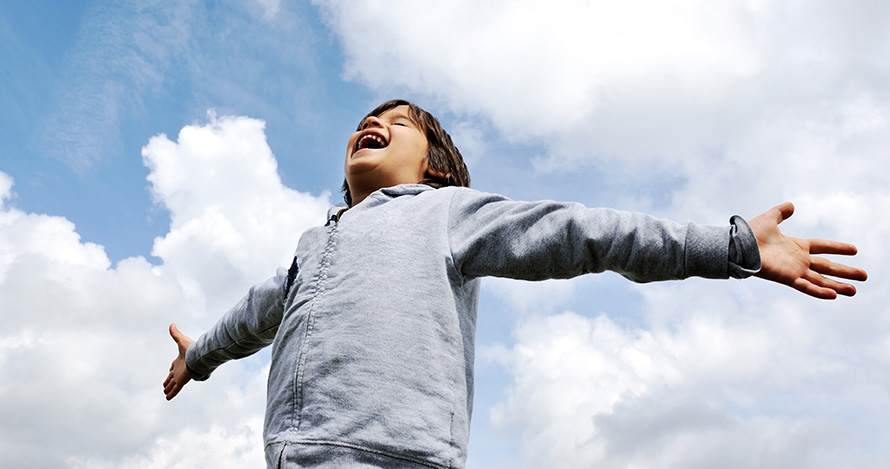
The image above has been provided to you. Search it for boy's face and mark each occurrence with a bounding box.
[344,105,430,203]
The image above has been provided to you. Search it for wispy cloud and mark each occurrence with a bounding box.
[38,2,190,171]
[37,0,325,174]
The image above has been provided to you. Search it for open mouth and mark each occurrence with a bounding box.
[354,132,388,153]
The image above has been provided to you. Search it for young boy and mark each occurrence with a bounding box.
[164,99,866,468]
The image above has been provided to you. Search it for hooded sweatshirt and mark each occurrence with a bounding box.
[186,184,760,468]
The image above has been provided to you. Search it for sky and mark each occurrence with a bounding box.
[0,0,888,467]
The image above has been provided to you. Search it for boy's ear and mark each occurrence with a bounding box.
[427,168,451,180]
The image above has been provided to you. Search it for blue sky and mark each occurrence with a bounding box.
[1,1,888,467]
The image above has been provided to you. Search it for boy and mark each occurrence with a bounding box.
[164,99,866,468]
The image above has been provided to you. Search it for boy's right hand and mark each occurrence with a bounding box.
[164,323,194,400]
[749,202,867,299]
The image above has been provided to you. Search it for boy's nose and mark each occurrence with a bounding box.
[362,116,383,130]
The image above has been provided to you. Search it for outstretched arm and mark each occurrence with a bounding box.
[163,323,195,400]
[748,202,868,299]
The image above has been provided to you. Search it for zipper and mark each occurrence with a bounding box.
[294,217,340,429]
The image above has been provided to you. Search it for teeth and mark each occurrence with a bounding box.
[358,134,386,150]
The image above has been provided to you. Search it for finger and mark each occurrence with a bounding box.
[804,269,858,297]
[164,371,173,388]
[793,277,838,300]
[169,323,182,342]
[835,283,857,297]
[810,257,869,281]
[771,202,795,224]
[165,378,183,398]
[807,239,859,256]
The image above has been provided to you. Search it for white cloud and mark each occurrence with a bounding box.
[483,286,890,468]
[484,277,579,316]
[0,172,12,200]
[0,113,329,467]
[315,0,889,180]
[143,111,330,314]
[317,0,757,142]
[314,3,889,466]
[478,208,887,468]
[0,192,189,465]
[254,0,282,22]
[482,312,677,467]
[67,419,265,469]
[6,1,888,466]
[316,2,888,466]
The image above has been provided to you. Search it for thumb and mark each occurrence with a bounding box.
[771,202,795,225]
[169,323,185,344]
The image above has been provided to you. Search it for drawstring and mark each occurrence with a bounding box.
[328,207,348,225]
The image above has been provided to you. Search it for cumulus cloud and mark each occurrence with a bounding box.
[311,5,888,466]
[483,286,890,468]
[660,89,890,223]
[0,177,190,466]
[143,111,329,314]
[480,206,887,468]
[318,0,755,138]
[316,0,890,179]
[7,1,888,467]
[310,3,890,466]
[67,419,265,469]
[0,113,329,468]
[312,7,889,464]
[484,277,579,317]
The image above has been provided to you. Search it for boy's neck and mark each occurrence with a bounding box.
[349,189,373,206]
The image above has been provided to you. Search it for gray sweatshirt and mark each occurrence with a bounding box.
[186,184,760,468]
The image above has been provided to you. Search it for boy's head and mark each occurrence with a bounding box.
[342,99,470,206]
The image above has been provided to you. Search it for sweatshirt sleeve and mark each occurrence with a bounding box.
[185,267,290,381]
[446,189,760,283]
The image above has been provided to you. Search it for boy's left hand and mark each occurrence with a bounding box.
[164,323,194,400]
[748,202,868,299]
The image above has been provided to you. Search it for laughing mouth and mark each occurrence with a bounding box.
[354,132,388,153]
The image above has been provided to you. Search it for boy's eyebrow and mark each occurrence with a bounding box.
[386,111,418,125]
[357,108,423,131]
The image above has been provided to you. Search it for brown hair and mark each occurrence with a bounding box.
[342,99,470,206]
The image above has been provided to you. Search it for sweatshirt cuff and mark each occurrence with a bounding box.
[185,341,212,382]
[684,223,731,279]
[728,215,761,278]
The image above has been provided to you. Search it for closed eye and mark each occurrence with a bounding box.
[391,116,415,127]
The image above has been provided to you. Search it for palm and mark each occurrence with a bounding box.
[163,323,194,400]
[748,203,867,299]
